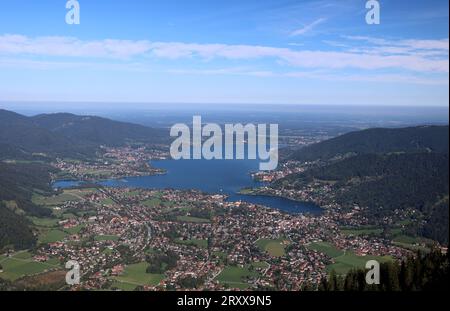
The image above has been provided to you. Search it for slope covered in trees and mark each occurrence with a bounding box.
[0,162,56,249]
[0,202,36,250]
[276,126,449,245]
[319,250,449,291]
[0,109,168,160]
[31,112,168,147]
[291,125,449,162]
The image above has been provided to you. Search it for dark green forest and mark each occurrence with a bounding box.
[291,125,449,162]
[319,250,449,291]
[277,126,449,245]
[0,162,55,249]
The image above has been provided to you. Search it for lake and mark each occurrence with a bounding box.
[54,159,323,215]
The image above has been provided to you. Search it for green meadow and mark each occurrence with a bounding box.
[0,252,60,281]
[176,216,210,223]
[256,238,289,257]
[308,241,392,275]
[215,265,259,289]
[38,230,68,244]
[307,241,344,258]
[94,235,119,241]
[112,262,164,290]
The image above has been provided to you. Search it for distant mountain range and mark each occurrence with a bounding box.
[0,109,168,160]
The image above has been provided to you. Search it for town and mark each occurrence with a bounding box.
[1,148,413,291]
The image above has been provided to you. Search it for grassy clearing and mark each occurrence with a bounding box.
[95,235,119,242]
[341,227,383,236]
[33,192,80,206]
[215,265,259,289]
[256,238,289,257]
[308,242,392,275]
[393,235,419,244]
[176,216,210,223]
[0,257,58,281]
[65,224,85,235]
[33,189,97,207]
[14,270,66,290]
[142,198,162,208]
[28,217,60,228]
[39,230,68,244]
[391,235,433,253]
[111,280,138,291]
[112,262,164,289]
[328,253,393,275]
[122,191,140,198]
[307,242,344,258]
[12,251,33,260]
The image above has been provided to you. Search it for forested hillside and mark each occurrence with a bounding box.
[319,250,449,291]
[0,109,168,161]
[31,112,168,146]
[291,126,449,162]
[276,126,449,245]
[0,162,55,249]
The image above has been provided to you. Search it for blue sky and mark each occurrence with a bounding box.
[0,0,448,106]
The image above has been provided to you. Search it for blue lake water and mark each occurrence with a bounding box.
[54,159,322,215]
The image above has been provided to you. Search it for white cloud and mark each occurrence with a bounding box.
[344,36,449,52]
[0,34,152,59]
[0,34,448,74]
[290,18,327,36]
[167,67,449,85]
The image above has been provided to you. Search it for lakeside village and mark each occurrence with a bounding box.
[0,146,421,290]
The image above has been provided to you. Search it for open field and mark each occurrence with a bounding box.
[176,216,211,223]
[215,265,259,289]
[328,253,393,275]
[14,270,66,290]
[112,262,164,290]
[142,198,162,207]
[38,230,68,244]
[0,252,60,281]
[32,189,97,206]
[256,238,289,257]
[307,242,392,275]
[28,217,60,228]
[95,235,119,241]
[341,227,383,236]
[111,280,138,291]
[307,242,344,258]
[65,224,85,235]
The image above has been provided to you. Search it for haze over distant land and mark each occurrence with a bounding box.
[0,102,448,129]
